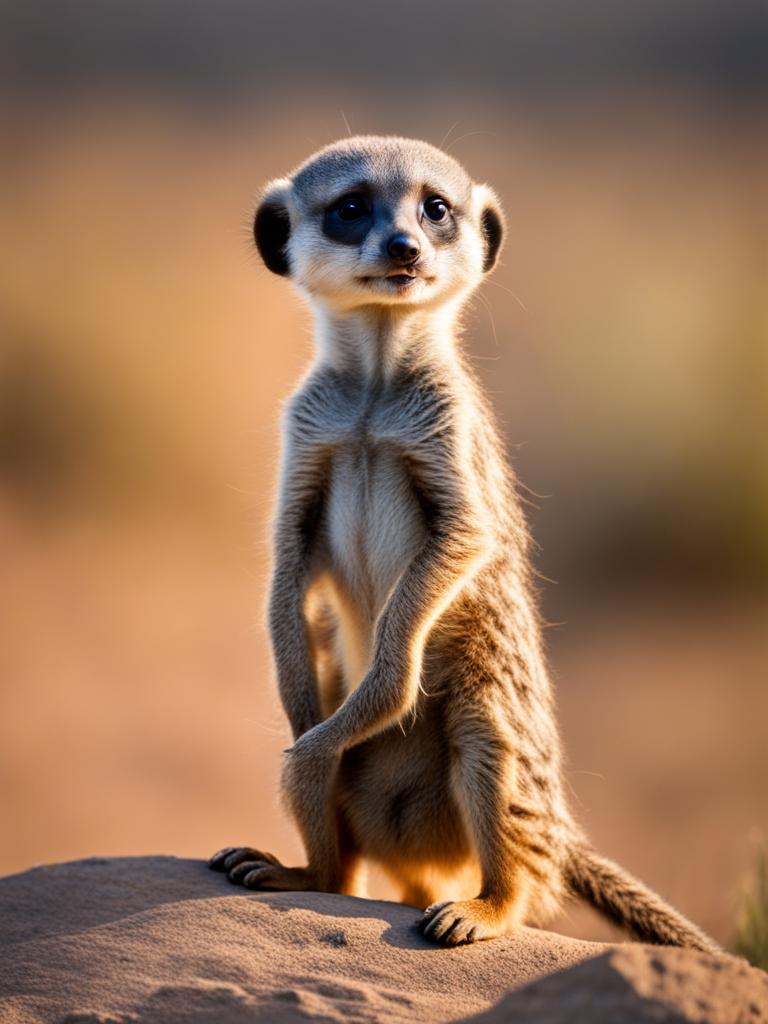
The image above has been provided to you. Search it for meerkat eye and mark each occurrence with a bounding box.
[423,195,450,222]
[333,194,371,222]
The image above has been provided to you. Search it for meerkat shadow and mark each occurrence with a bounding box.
[253,889,439,951]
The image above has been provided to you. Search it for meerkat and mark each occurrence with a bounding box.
[209,135,719,953]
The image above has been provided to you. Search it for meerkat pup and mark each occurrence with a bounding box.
[210,136,718,952]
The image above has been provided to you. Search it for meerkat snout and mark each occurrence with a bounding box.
[386,232,420,265]
[252,136,504,311]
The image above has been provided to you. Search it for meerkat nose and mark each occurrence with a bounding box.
[386,233,421,265]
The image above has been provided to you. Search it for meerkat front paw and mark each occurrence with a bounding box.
[208,846,316,891]
[418,898,508,946]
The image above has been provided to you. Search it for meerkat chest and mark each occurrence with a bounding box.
[325,438,425,620]
[288,369,437,653]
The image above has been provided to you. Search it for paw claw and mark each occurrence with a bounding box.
[419,901,450,933]
[208,847,238,871]
[418,899,503,946]
[227,860,268,884]
[223,851,249,873]
[440,918,461,943]
[242,867,275,890]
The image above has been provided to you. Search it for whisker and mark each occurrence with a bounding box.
[484,277,528,312]
[438,120,461,150]
[474,290,500,349]
[518,479,553,501]
[445,129,498,152]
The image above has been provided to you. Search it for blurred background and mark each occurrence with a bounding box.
[1,1,766,947]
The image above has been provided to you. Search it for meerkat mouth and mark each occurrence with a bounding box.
[359,270,429,289]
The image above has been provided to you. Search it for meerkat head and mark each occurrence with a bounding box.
[253,136,504,312]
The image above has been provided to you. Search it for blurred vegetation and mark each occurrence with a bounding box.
[733,844,768,970]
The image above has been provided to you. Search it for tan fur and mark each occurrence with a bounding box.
[210,136,720,953]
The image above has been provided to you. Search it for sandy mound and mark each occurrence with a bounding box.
[464,945,767,1023]
[0,857,763,1024]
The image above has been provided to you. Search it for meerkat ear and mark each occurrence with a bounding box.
[475,185,505,274]
[254,178,292,276]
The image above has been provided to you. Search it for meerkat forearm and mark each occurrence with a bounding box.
[268,566,322,740]
[267,458,327,739]
[312,521,490,752]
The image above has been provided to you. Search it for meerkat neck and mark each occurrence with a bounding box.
[311,303,463,380]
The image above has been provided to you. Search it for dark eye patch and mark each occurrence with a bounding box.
[323,191,373,245]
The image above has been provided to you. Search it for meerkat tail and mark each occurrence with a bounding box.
[564,841,721,954]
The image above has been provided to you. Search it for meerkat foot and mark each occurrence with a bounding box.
[208,846,316,891]
[208,846,281,873]
[418,898,510,946]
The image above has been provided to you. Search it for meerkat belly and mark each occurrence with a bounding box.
[337,713,472,868]
[325,444,426,690]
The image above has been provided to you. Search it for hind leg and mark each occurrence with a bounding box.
[210,711,362,895]
[417,706,544,945]
[399,878,436,909]
[382,860,442,910]
[209,787,363,896]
